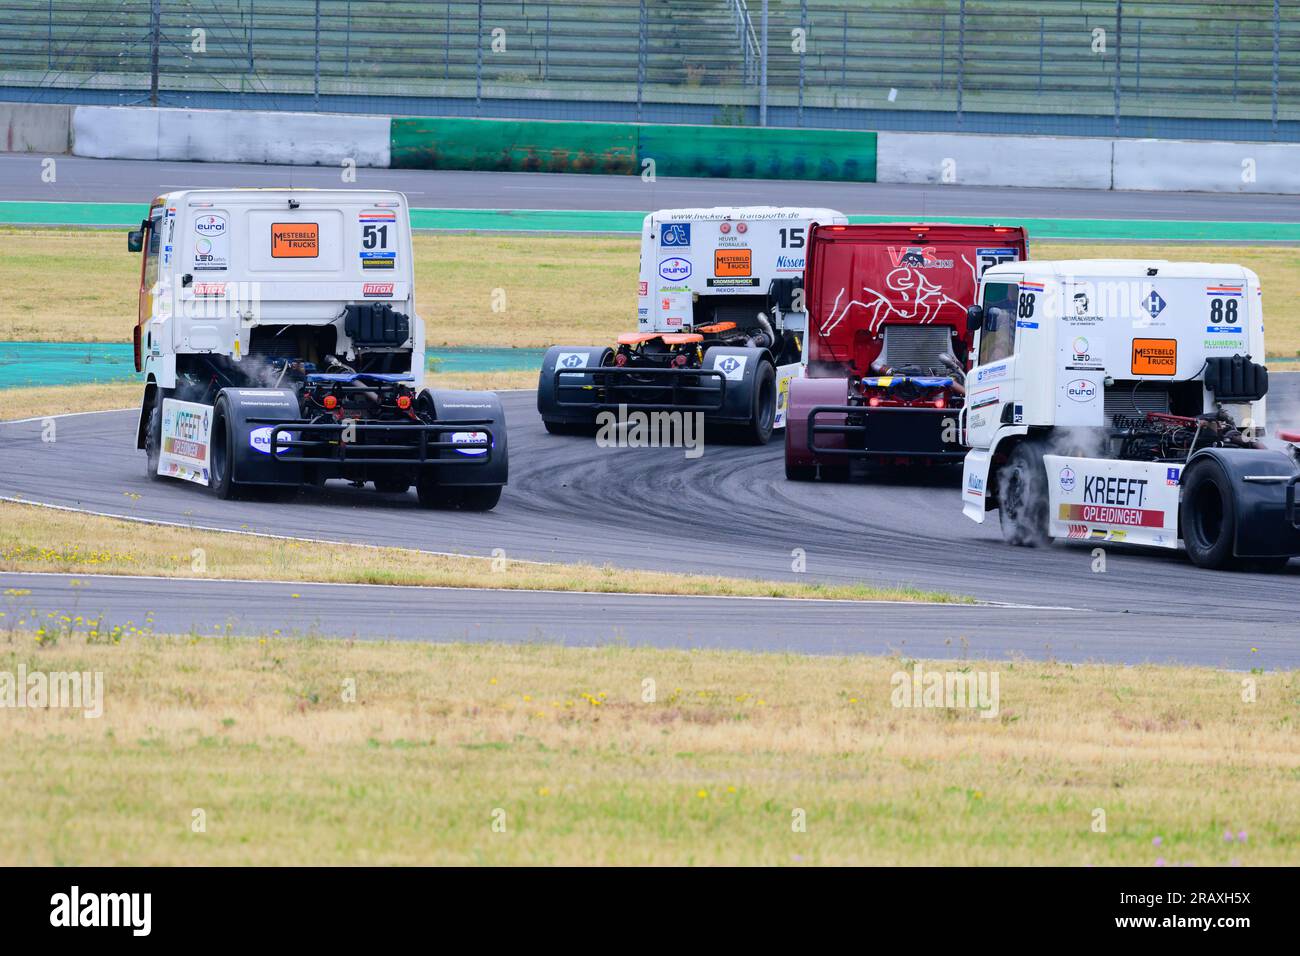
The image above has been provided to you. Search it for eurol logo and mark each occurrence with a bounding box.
[1066,378,1097,402]
[658,257,692,282]
[362,283,394,297]
[194,214,226,236]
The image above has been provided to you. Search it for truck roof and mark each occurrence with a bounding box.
[645,206,846,224]
[986,259,1257,281]
[152,187,409,207]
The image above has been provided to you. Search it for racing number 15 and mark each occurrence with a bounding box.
[779,227,805,248]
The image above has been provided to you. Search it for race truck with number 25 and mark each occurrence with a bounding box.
[784,223,1029,481]
[962,259,1300,570]
[129,188,508,508]
[537,206,847,444]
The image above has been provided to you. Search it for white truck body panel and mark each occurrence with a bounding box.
[141,188,421,391]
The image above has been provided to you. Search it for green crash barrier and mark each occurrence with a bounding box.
[390,117,637,175]
[390,117,876,182]
[637,124,875,182]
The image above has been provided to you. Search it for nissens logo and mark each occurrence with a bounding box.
[1065,378,1097,403]
[362,283,394,297]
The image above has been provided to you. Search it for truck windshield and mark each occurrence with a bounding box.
[978,281,1019,366]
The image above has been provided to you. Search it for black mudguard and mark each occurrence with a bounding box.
[218,387,304,486]
[537,346,612,425]
[1188,447,1300,558]
[421,389,509,488]
[700,345,771,424]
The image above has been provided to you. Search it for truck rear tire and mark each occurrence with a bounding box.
[209,396,243,500]
[144,395,164,480]
[544,419,596,436]
[785,461,815,481]
[998,442,1049,547]
[1180,457,1239,570]
[741,361,777,446]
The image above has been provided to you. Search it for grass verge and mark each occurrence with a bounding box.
[0,500,962,603]
[3,228,1298,356]
[0,372,537,421]
[0,633,1293,865]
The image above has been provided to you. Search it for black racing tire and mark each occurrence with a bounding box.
[457,486,503,512]
[740,361,777,446]
[544,419,597,436]
[1180,457,1239,570]
[785,461,816,481]
[416,475,456,509]
[144,393,164,480]
[997,442,1050,547]
[209,395,242,501]
[373,477,412,495]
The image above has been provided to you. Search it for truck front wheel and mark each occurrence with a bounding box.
[998,442,1050,547]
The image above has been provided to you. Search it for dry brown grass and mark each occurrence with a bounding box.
[0,499,961,603]
[0,634,1293,865]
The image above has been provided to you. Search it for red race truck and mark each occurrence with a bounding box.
[785,223,1029,481]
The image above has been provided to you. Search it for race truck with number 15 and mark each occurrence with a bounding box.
[784,223,1029,481]
[537,206,847,444]
[129,188,508,508]
[962,259,1300,570]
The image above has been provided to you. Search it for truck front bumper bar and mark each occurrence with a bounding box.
[248,418,496,467]
[807,404,965,460]
[553,366,727,413]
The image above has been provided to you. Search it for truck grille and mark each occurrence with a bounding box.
[1104,382,1171,421]
[882,325,953,370]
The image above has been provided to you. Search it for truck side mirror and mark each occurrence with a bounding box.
[127,229,144,253]
[966,305,984,332]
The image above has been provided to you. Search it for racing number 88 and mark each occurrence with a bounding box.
[1209,298,1238,324]
[1017,292,1035,318]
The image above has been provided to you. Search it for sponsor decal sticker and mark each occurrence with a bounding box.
[714,249,753,278]
[1142,289,1167,320]
[271,222,319,258]
[1132,338,1177,375]
[557,352,588,370]
[967,472,984,496]
[974,363,1007,384]
[193,282,226,297]
[451,431,489,456]
[658,257,692,282]
[660,223,691,247]
[194,214,226,236]
[1166,466,1181,485]
[1059,466,1076,492]
[362,282,394,297]
[716,355,747,381]
[638,280,648,296]
[1065,378,1097,403]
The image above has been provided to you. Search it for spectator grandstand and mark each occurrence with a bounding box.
[0,0,1294,140]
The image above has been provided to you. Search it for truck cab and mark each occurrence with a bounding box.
[962,260,1299,569]
[129,188,507,508]
[538,206,847,444]
[784,223,1028,480]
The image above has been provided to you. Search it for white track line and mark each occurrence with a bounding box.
[0,569,1079,610]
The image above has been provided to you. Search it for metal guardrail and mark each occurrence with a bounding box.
[0,0,1294,138]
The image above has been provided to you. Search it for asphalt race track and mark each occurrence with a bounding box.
[5,153,1300,222]
[2,381,1297,667]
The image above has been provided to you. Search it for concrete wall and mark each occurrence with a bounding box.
[877,132,1113,189]
[58,105,1300,194]
[1112,139,1300,194]
[73,106,390,167]
[0,103,72,152]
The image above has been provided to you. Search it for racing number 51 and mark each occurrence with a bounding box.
[362,224,389,249]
